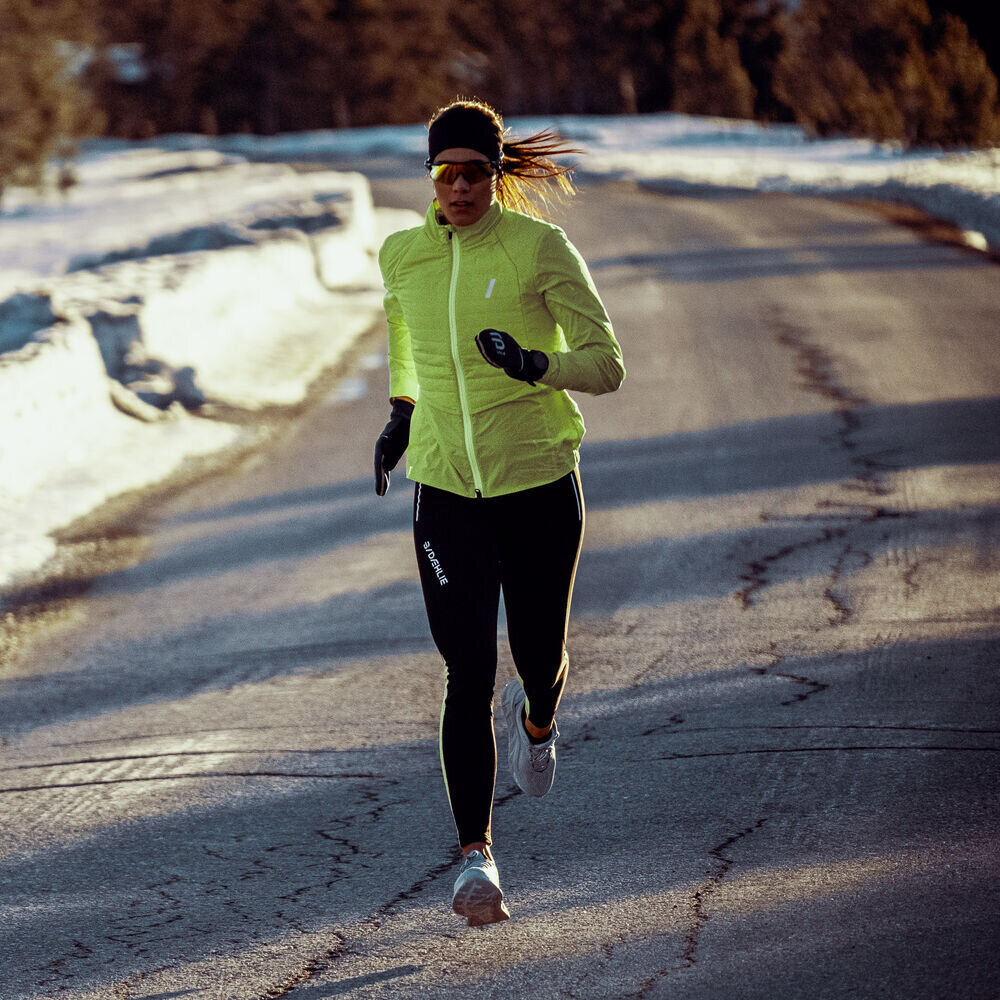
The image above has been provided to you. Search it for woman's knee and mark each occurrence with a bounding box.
[443,658,497,709]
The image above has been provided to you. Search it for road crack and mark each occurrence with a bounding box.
[774,324,887,494]
[824,541,859,625]
[735,316,916,621]
[2,748,384,771]
[680,820,768,971]
[620,819,768,998]
[641,713,686,737]
[736,523,850,609]
[748,641,829,706]
[738,504,912,624]
[256,937,346,1000]
[373,854,460,926]
[750,659,829,706]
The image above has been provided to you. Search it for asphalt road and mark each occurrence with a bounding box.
[1,169,999,1000]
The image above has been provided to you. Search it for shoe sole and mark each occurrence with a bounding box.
[452,875,511,927]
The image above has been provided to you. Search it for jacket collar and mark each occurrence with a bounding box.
[424,199,503,247]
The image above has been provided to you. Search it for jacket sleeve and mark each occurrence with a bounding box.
[378,239,420,402]
[534,226,625,395]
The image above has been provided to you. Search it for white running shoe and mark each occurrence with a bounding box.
[451,850,510,926]
[501,679,559,798]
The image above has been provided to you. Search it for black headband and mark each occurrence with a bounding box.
[427,106,502,164]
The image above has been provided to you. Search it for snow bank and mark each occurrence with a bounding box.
[2,149,368,276]
[0,320,239,584]
[0,149,417,591]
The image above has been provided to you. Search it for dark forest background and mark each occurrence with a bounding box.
[2,0,999,197]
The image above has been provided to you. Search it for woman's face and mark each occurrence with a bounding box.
[431,147,497,227]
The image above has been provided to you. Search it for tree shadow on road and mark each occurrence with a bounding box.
[1,494,995,738]
[581,394,1000,510]
[1,635,997,999]
[274,965,423,999]
[1,395,997,736]
[11,393,995,603]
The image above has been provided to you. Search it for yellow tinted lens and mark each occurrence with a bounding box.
[429,161,493,184]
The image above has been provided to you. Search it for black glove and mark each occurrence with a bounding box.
[475,328,548,386]
[374,398,414,496]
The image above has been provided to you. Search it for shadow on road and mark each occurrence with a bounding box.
[1,395,997,737]
[279,965,424,999]
[581,395,1000,510]
[2,635,997,999]
[13,394,997,598]
[4,495,995,738]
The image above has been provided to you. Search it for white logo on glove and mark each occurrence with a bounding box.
[488,330,506,356]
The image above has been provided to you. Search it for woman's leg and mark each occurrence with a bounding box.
[412,483,501,849]
[499,470,585,730]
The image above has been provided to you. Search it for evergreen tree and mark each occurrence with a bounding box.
[672,0,756,118]
[923,13,1000,146]
[77,0,999,145]
[598,0,695,116]
[925,0,1000,79]
[777,0,1000,146]
[92,0,462,134]
[444,0,679,118]
[446,0,580,116]
[344,0,460,126]
[0,0,100,203]
[720,0,793,122]
[621,0,687,112]
[564,0,650,115]
[92,0,244,135]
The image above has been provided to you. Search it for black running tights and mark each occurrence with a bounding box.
[412,470,585,848]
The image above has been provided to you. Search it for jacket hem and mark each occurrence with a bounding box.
[407,460,579,500]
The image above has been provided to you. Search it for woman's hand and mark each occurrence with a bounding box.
[475,329,548,386]
[374,397,415,496]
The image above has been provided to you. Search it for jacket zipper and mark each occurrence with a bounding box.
[448,230,485,497]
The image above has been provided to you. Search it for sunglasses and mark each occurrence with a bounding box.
[425,159,499,184]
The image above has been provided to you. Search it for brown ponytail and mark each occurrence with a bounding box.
[498,129,582,219]
[428,98,582,220]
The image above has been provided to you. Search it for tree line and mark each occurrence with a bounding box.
[2,0,999,199]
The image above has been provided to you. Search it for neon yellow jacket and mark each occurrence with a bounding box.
[379,199,625,498]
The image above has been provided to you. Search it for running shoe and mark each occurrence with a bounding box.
[451,850,510,926]
[501,679,560,797]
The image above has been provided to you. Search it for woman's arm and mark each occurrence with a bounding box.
[375,242,418,495]
[379,241,420,403]
[385,287,420,402]
[535,227,625,395]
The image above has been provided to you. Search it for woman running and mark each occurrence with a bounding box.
[374,98,624,926]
